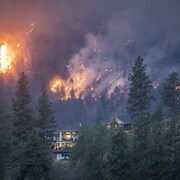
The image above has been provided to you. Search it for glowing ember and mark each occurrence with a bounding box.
[0,43,13,73]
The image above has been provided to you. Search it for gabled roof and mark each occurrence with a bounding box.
[107,116,131,125]
[107,117,124,125]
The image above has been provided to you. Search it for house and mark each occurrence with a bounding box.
[52,130,78,160]
[106,117,131,132]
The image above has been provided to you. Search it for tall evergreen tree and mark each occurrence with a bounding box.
[12,72,34,142]
[11,72,34,178]
[146,108,168,179]
[110,86,125,107]
[37,84,55,144]
[104,129,130,180]
[161,71,180,179]
[0,99,11,180]
[17,129,52,180]
[127,56,152,120]
[71,123,111,180]
[162,71,180,114]
[127,56,152,140]
[127,56,152,178]
[97,89,110,121]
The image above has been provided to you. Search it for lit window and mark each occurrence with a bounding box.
[65,132,72,140]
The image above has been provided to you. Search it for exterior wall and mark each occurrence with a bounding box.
[56,152,69,160]
[106,118,131,131]
[52,130,78,160]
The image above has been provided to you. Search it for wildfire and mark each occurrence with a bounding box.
[50,64,126,100]
[0,43,13,73]
[50,75,89,100]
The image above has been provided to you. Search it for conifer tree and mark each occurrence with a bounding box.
[161,71,180,179]
[127,56,152,141]
[12,72,34,142]
[11,72,34,178]
[70,88,75,99]
[71,123,110,180]
[0,99,11,180]
[162,71,180,114]
[127,56,152,178]
[146,108,168,179]
[127,56,152,120]
[37,84,55,144]
[104,129,130,180]
[18,129,52,180]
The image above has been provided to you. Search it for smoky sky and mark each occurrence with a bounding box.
[0,0,180,95]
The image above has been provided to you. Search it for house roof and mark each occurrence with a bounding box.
[107,116,131,125]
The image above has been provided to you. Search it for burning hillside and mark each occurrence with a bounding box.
[0,42,15,73]
[50,34,125,100]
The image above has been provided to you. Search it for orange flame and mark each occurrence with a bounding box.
[0,43,13,73]
[50,77,86,100]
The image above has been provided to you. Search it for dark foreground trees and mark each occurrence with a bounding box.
[0,99,11,180]
[11,72,35,178]
[161,71,180,179]
[127,56,153,179]
[37,84,55,145]
[0,58,179,180]
[69,58,180,180]
[11,72,54,180]
[104,129,130,180]
[18,129,52,180]
[71,123,111,180]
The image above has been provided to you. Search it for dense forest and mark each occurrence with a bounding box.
[0,56,179,180]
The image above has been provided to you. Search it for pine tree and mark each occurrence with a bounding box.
[127,56,152,178]
[104,129,130,180]
[110,86,124,107]
[161,71,180,179]
[12,72,34,142]
[146,108,168,179]
[127,56,152,120]
[161,71,180,114]
[71,123,110,180]
[127,56,152,141]
[36,84,55,176]
[37,84,55,144]
[11,72,34,178]
[70,88,75,99]
[59,85,66,100]
[18,129,52,180]
[97,89,109,121]
[0,99,11,180]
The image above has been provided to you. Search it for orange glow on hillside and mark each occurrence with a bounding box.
[0,43,12,73]
[50,77,83,100]
[0,41,19,74]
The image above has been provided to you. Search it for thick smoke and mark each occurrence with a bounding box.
[0,0,180,96]
[66,0,180,95]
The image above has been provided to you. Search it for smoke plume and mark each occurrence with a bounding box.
[0,0,179,96]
